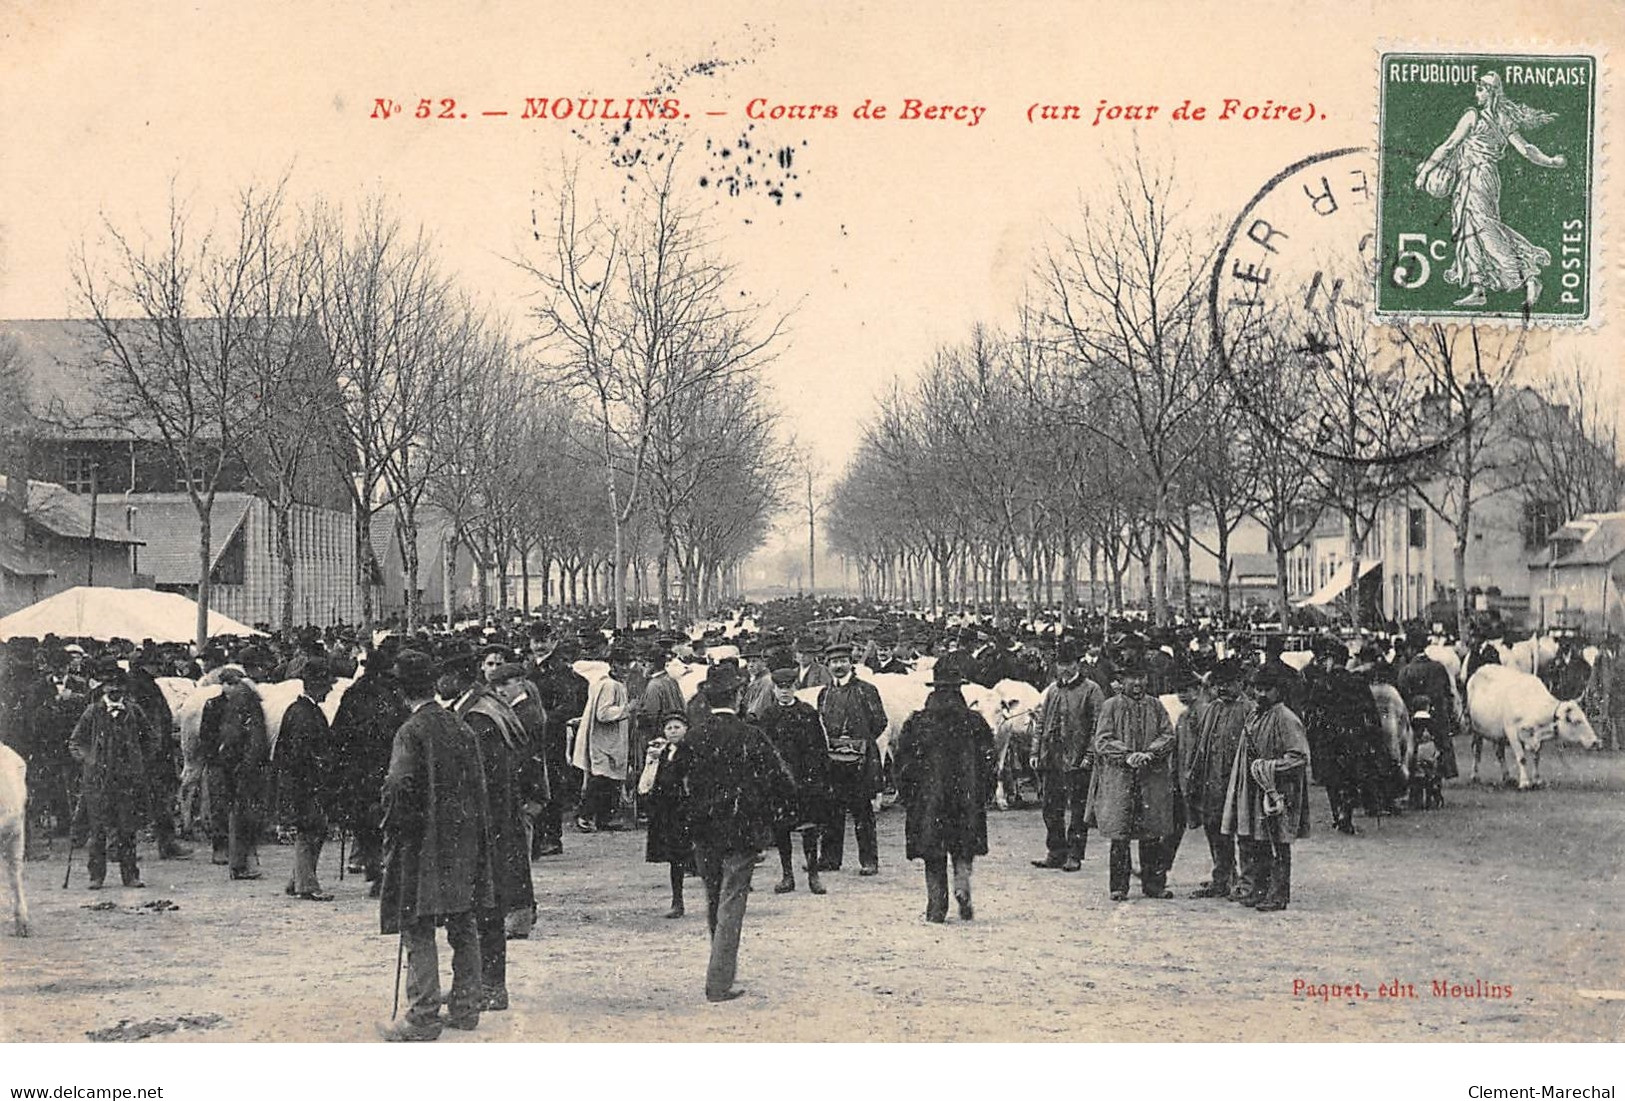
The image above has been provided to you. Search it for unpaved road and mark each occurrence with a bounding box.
[3,744,1622,1043]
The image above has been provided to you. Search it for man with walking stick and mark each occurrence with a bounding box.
[376,650,495,1042]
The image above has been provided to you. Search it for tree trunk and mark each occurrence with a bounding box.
[658,531,673,631]
[1346,509,1364,633]
[1153,489,1170,626]
[1216,522,1233,621]
[276,500,295,636]
[1179,505,1194,621]
[1455,469,1473,639]
[354,501,376,633]
[194,503,214,652]
[1274,537,1291,622]
[401,500,421,632]
[520,545,532,615]
[442,528,457,625]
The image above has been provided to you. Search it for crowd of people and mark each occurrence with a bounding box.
[0,597,1618,1038]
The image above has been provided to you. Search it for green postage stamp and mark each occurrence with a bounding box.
[1376,51,1596,323]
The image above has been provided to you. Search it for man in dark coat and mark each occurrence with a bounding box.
[757,667,833,895]
[454,663,535,1011]
[126,649,191,859]
[816,642,888,875]
[893,655,994,923]
[1029,639,1104,872]
[1222,663,1312,912]
[377,650,496,1042]
[1182,659,1253,899]
[1085,658,1177,901]
[1396,641,1460,779]
[1302,641,1393,834]
[682,661,788,1003]
[527,633,587,856]
[273,654,337,901]
[68,667,149,888]
[328,639,407,895]
[215,657,273,880]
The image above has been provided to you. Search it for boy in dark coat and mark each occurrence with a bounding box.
[893,656,994,923]
[377,650,496,1041]
[639,711,694,918]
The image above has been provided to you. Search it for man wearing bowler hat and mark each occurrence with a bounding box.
[68,664,150,889]
[682,659,789,1002]
[377,649,495,1041]
[815,642,888,875]
[1222,662,1312,911]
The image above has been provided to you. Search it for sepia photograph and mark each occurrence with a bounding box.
[0,0,1621,1089]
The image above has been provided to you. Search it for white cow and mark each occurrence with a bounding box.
[1466,665,1599,789]
[1369,682,1416,781]
[0,743,28,936]
[1280,650,1315,672]
[1423,643,1468,729]
[1495,636,1561,676]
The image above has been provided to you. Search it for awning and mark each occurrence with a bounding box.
[1295,558,1382,608]
[0,543,56,578]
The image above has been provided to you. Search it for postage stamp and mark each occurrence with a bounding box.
[1375,51,1596,323]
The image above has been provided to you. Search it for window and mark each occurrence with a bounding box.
[1523,499,1566,551]
[62,453,96,494]
[1408,507,1427,549]
[212,528,245,586]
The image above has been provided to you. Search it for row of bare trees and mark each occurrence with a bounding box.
[825,157,1623,637]
[67,167,792,647]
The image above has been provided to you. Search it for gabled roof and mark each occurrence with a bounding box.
[1528,512,1625,569]
[0,319,139,439]
[96,493,256,585]
[0,473,144,543]
[1229,552,1276,580]
[0,542,56,578]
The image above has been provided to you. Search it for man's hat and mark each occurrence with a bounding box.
[1055,639,1083,664]
[793,636,820,654]
[1117,655,1148,678]
[1250,662,1296,690]
[770,667,798,688]
[606,645,635,665]
[393,649,436,695]
[529,622,555,642]
[92,660,127,687]
[656,710,690,728]
[703,661,743,695]
[489,662,527,685]
[1210,657,1246,684]
[929,654,969,688]
[824,641,854,658]
[1169,666,1200,693]
[236,644,272,670]
[288,652,332,683]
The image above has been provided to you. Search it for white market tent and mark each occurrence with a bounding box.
[0,586,263,643]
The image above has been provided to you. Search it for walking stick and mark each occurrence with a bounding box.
[62,793,82,889]
[337,829,346,881]
[391,933,405,1019]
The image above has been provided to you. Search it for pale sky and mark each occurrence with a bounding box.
[3,0,1620,561]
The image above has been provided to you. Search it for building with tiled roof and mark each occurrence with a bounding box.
[0,472,143,616]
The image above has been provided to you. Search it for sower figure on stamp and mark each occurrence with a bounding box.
[681,661,789,1003]
[1029,638,1103,873]
[816,642,887,876]
[1221,662,1312,912]
[377,650,495,1042]
[1085,656,1177,902]
[1182,659,1253,899]
[68,664,149,889]
[893,655,994,923]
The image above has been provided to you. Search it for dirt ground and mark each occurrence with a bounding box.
[3,741,1622,1043]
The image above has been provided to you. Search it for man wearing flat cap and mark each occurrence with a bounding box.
[378,649,495,1041]
[1085,657,1177,901]
[815,642,888,875]
[793,638,832,691]
[1221,663,1311,912]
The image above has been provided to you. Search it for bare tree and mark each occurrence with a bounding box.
[74,181,284,648]
[523,163,785,629]
[1508,357,1625,523]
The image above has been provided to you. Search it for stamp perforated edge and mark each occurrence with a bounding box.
[1370,39,1606,331]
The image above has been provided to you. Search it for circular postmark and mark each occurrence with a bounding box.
[1209,146,1529,468]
